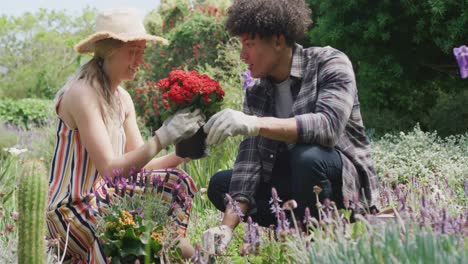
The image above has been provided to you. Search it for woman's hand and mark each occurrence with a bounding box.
[155,108,205,149]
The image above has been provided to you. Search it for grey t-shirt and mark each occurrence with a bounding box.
[274,78,293,118]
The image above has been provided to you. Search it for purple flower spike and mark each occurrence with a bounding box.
[243,217,262,255]
[112,168,123,179]
[242,70,254,90]
[269,188,283,218]
[226,194,245,219]
[103,173,112,187]
[453,45,468,79]
[277,210,290,235]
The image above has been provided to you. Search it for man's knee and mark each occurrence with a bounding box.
[289,144,342,195]
[290,144,333,169]
[207,170,232,208]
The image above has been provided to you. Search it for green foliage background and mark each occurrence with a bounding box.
[307,0,468,136]
[0,8,95,99]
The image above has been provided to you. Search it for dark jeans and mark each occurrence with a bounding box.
[207,144,343,227]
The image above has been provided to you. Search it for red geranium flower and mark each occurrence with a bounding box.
[156,69,224,118]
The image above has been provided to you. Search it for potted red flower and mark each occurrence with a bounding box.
[157,69,225,159]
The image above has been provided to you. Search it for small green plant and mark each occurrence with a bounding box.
[17,159,48,264]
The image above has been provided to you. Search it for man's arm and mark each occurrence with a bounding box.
[256,117,297,143]
[202,92,263,254]
[205,51,356,147]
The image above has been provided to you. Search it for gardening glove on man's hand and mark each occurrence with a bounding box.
[155,108,205,149]
[202,225,233,255]
[204,109,259,145]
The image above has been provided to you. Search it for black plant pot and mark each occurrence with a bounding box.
[175,127,207,160]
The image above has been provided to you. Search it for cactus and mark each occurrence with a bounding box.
[17,159,48,264]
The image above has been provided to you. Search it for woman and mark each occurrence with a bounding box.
[46,8,203,263]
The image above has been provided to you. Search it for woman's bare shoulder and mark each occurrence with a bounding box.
[117,86,133,103]
[62,79,101,114]
[117,86,135,112]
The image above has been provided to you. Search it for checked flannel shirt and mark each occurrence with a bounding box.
[230,44,380,214]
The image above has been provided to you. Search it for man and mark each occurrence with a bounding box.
[202,0,380,254]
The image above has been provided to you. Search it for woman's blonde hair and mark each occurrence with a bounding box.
[55,38,124,143]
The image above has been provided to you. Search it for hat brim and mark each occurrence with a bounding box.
[74,32,169,54]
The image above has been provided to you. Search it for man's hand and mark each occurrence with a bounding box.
[202,225,233,255]
[204,109,259,145]
[155,108,205,149]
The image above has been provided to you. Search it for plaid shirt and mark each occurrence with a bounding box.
[230,44,380,214]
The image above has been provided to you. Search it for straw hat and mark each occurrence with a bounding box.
[75,7,168,54]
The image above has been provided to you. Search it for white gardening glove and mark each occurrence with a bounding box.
[202,225,233,255]
[155,108,205,149]
[203,109,259,145]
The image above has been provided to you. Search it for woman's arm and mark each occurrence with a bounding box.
[119,87,187,170]
[145,152,188,170]
[64,83,162,178]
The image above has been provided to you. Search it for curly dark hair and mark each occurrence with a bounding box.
[225,0,313,46]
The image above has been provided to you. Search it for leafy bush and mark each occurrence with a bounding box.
[372,125,467,206]
[0,99,53,129]
[143,4,229,83]
[128,1,244,130]
[307,0,468,135]
[425,89,468,137]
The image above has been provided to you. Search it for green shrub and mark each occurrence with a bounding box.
[0,99,54,129]
[425,89,468,137]
[307,0,468,135]
[127,0,240,130]
[372,125,467,206]
[143,4,229,83]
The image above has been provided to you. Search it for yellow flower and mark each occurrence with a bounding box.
[118,210,136,227]
[151,227,167,244]
[151,232,163,243]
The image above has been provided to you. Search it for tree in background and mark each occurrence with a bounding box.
[307,0,467,136]
[0,8,96,99]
